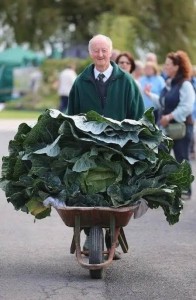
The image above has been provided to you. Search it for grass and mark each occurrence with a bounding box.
[0,109,42,119]
[0,92,59,119]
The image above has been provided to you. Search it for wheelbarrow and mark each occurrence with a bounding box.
[56,206,136,279]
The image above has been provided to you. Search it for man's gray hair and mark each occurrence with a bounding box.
[88,34,113,53]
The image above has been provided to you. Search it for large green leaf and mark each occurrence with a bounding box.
[123,142,157,163]
[1,156,17,179]
[14,122,32,143]
[26,197,51,218]
[29,155,52,177]
[140,108,156,131]
[32,135,61,157]
[84,130,139,147]
[167,160,194,189]
[84,166,118,194]
[72,152,97,172]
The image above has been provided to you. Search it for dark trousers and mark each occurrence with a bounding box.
[173,124,193,195]
[59,95,69,112]
[173,124,193,162]
[154,109,159,124]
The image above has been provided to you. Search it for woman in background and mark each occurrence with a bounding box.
[145,51,195,197]
[115,52,136,74]
[190,66,196,159]
[139,61,165,122]
[115,52,144,91]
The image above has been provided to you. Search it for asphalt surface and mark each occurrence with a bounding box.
[0,121,196,300]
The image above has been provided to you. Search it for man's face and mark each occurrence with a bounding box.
[89,38,112,71]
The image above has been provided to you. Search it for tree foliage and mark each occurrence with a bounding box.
[0,0,196,62]
[58,0,116,42]
[133,0,196,63]
[0,0,60,47]
[98,13,137,54]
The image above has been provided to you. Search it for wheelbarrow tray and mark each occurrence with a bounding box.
[56,206,135,228]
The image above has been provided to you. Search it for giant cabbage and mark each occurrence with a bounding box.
[0,108,193,224]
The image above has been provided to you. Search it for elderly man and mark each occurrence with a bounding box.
[68,34,144,121]
[68,34,144,259]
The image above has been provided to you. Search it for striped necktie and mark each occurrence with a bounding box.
[98,73,105,83]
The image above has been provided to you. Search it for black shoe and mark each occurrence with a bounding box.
[105,229,111,249]
[113,250,121,260]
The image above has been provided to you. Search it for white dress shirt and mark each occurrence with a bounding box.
[94,64,113,82]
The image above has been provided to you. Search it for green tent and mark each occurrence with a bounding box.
[0,47,44,102]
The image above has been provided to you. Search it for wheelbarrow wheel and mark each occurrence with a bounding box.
[89,226,104,279]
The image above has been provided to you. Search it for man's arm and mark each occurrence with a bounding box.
[128,79,145,120]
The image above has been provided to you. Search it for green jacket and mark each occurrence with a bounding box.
[68,61,144,121]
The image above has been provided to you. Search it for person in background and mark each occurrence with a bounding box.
[144,51,195,198]
[189,66,196,159]
[30,68,42,92]
[57,63,77,112]
[116,52,144,90]
[139,61,165,122]
[0,102,5,111]
[145,52,158,64]
[132,60,144,90]
[146,51,168,81]
[68,34,144,258]
[191,66,196,91]
[115,52,136,74]
[110,49,121,61]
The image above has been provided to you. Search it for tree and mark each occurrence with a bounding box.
[0,0,61,48]
[0,0,117,51]
[58,0,117,42]
[153,0,196,63]
[98,13,137,55]
[0,0,196,63]
[131,0,196,63]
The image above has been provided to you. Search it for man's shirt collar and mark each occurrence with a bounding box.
[94,64,113,82]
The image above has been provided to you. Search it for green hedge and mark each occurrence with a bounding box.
[40,57,91,84]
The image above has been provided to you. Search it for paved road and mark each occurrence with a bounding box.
[0,124,196,300]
